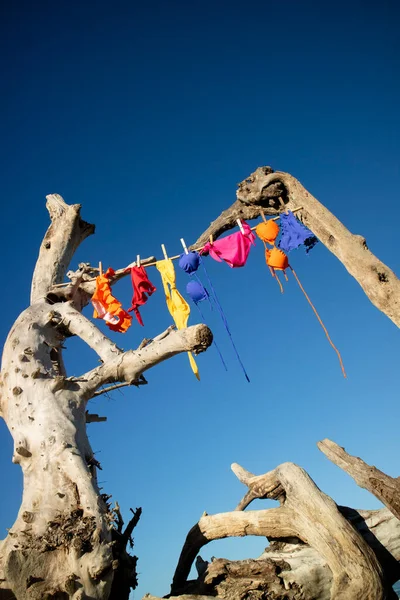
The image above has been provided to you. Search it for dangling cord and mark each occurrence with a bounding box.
[199,256,250,382]
[192,299,228,372]
[193,272,214,312]
[290,267,347,378]
[273,270,284,294]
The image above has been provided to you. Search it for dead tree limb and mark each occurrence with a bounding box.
[50,302,123,362]
[193,167,400,327]
[318,439,400,520]
[31,194,95,303]
[172,460,391,599]
[0,193,212,600]
[80,323,212,399]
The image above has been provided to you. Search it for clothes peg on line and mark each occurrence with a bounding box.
[236,219,245,234]
[99,262,103,276]
[136,255,140,267]
[260,210,267,223]
[209,234,213,244]
[279,196,288,214]
[180,238,189,254]
[161,244,168,260]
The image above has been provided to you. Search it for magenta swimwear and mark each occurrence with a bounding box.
[200,221,256,268]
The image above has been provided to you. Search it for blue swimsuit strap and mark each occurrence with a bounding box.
[199,256,250,382]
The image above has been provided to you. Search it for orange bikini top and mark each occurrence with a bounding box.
[92,267,132,333]
[256,217,346,378]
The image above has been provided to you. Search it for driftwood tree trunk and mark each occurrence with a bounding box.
[0,165,399,599]
[0,196,212,599]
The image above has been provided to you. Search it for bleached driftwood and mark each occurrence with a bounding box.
[0,195,212,600]
[164,446,400,600]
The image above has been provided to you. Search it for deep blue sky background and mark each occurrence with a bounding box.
[1,0,399,597]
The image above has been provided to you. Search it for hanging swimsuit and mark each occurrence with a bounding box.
[278,210,318,253]
[200,221,255,268]
[256,219,346,378]
[92,267,132,333]
[126,265,156,326]
[156,258,200,380]
[179,251,250,382]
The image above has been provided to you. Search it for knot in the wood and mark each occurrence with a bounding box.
[192,324,213,355]
[236,166,287,210]
[16,446,32,458]
[12,386,23,396]
[22,511,34,523]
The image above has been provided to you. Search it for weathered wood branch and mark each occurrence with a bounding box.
[172,461,388,599]
[31,194,95,304]
[194,167,400,326]
[0,191,214,599]
[164,508,400,600]
[172,508,295,592]
[80,324,213,398]
[318,438,400,520]
[50,301,123,363]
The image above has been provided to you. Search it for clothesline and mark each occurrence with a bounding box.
[126,206,304,268]
[53,205,346,378]
[52,206,303,287]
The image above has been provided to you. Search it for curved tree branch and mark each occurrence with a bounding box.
[172,507,295,592]
[193,167,400,326]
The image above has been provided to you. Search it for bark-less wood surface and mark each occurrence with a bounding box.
[0,167,399,599]
[0,195,212,600]
[169,458,399,600]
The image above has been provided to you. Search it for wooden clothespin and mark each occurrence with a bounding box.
[279,196,288,214]
[136,255,141,267]
[161,244,168,260]
[99,261,103,276]
[180,238,189,255]
[236,219,245,234]
[260,210,267,223]
[209,234,213,244]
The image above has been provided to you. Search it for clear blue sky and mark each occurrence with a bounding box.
[1,1,399,597]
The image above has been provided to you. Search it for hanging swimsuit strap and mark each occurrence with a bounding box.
[289,267,346,378]
[186,278,228,372]
[199,256,250,382]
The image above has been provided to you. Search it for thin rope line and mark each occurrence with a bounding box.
[290,267,347,378]
[52,206,304,287]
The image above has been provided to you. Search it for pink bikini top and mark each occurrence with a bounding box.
[200,221,255,268]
